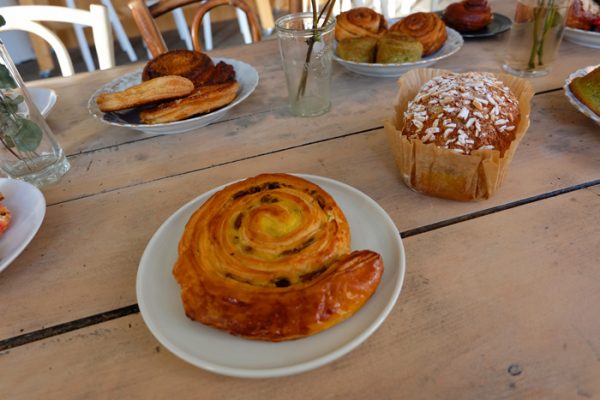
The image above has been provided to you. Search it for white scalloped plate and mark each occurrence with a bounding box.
[137,174,405,378]
[564,64,600,126]
[564,27,600,49]
[88,58,258,135]
[333,27,464,78]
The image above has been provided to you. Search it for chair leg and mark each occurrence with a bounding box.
[203,12,213,51]
[102,0,138,62]
[65,0,95,72]
[236,9,252,44]
[172,8,193,50]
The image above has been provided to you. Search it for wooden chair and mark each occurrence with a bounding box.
[0,4,115,77]
[128,0,262,57]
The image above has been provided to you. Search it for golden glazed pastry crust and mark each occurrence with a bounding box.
[173,173,384,341]
[385,69,534,201]
[335,7,388,41]
[139,81,239,124]
[390,12,448,56]
[95,75,194,112]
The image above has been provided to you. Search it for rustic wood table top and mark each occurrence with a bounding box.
[1,1,599,397]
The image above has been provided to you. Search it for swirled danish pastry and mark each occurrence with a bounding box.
[335,7,388,41]
[390,12,448,56]
[173,173,384,341]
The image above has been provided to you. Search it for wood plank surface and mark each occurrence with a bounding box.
[40,86,600,207]
[1,188,598,399]
[31,30,600,163]
[0,89,598,340]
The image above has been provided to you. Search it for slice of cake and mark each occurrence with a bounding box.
[569,66,600,116]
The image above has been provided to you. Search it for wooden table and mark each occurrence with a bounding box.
[1,1,599,397]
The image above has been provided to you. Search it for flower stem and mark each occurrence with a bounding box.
[295,0,336,100]
[537,0,556,66]
[528,0,543,69]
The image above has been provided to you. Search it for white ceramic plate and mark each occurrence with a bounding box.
[137,174,405,378]
[88,58,259,135]
[333,27,464,78]
[564,64,600,126]
[0,178,46,274]
[564,27,600,49]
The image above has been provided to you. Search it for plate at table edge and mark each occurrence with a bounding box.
[0,178,46,274]
[564,64,600,126]
[136,174,405,378]
[333,27,464,78]
[454,13,512,38]
[87,58,259,135]
[564,27,600,49]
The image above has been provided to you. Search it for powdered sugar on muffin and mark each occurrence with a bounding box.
[401,72,520,155]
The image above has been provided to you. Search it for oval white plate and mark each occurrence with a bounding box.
[137,174,405,378]
[564,64,600,126]
[88,58,259,135]
[0,178,46,274]
[333,27,464,78]
[564,27,600,49]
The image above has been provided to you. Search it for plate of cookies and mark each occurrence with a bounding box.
[564,64,600,126]
[88,50,259,135]
[137,173,405,378]
[333,8,463,78]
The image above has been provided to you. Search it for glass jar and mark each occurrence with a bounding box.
[276,13,336,117]
[502,0,572,77]
[0,42,70,187]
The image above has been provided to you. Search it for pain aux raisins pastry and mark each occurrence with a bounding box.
[173,173,384,341]
[385,69,534,201]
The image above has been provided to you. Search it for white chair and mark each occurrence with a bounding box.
[0,4,115,77]
[66,0,138,73]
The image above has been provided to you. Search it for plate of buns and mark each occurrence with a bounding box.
[564,64,600,126]
[88,50,259,135]
[333,8,463,77]
[137,173,405,377]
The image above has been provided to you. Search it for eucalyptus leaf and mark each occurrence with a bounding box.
[0,65,16,89]
[0,16,5,28]
[13,117,42,152]
[2,134,15,148]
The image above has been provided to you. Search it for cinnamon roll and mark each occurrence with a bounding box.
[390,12,448,56]
[173,173,384,341]
[443,0,493,32]
[335,7,388,41]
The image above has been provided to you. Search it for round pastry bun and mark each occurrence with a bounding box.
[173,173,384,341]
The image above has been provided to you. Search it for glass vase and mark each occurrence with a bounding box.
[276,13,336,117]
[502,0,571,78]
[0,42,69,187]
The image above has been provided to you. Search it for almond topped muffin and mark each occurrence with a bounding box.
[402,72,520,156]
[385,69,534,201]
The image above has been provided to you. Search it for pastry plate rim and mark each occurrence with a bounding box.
[87,57,259,135]
[333,27,464,77]
[563,64,600,126]
[564,27,600,49]
[136,173,405,378]
[0,178,46,274]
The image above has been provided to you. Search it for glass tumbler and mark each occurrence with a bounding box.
[0,42,70,187]
[502,0,571,78]
[276,13,336,117]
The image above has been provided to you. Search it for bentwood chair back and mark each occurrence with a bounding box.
[0,4,115,77]
[128,0,262,58]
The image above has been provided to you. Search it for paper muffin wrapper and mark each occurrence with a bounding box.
[384,68,535,201]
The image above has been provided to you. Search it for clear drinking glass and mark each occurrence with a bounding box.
[276,13,336,117]
[502,0,571,77]
[0,42,70,187]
